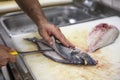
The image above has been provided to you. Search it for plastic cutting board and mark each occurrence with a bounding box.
[13,16,120,80]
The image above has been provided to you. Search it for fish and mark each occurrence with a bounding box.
[87,23,119,52]
[25,37,97,65]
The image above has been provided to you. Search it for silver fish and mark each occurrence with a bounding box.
[25,37,97,65]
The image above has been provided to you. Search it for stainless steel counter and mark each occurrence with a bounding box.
[0,71,4,80]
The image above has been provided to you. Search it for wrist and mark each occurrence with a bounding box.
[37,19,49,28]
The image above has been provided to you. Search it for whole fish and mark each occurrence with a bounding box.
[25,37,97,65]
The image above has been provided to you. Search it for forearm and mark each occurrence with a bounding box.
[15,0,75,48]
[15,0,47,26]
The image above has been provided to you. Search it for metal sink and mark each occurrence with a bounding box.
[44,6,93,26]
[0,5,96,36]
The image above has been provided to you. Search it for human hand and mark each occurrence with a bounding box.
[0,44,16,67]
[38,22,75,48]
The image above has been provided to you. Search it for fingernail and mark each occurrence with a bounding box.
[66,44,70,48]
[49,42,53,46]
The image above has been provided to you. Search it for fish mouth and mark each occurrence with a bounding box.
[25,37,97,65]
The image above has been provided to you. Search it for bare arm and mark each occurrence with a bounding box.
[15,0,74,48]
[15,0,47,26]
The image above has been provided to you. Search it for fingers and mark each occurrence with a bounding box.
[7,50,16,63]
[0,61,8,67]
[53,29,75,48]
[39,29,53,45]
[50,26,75,48]
[0,46,16,67]
[0,58,8,67]
[0,56,16,67]
[41,27,74,48]
[9,55,16,63]
[0,50,9,67]
[38,23,75,48]
[0,54,16,67]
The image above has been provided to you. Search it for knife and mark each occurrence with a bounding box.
[0,33,24,80]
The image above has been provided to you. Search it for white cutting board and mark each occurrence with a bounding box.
[13,16,120,80]
[11,32,40,52]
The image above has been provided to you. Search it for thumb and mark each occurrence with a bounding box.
[9,55,16,63]
[40,31,53,45]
